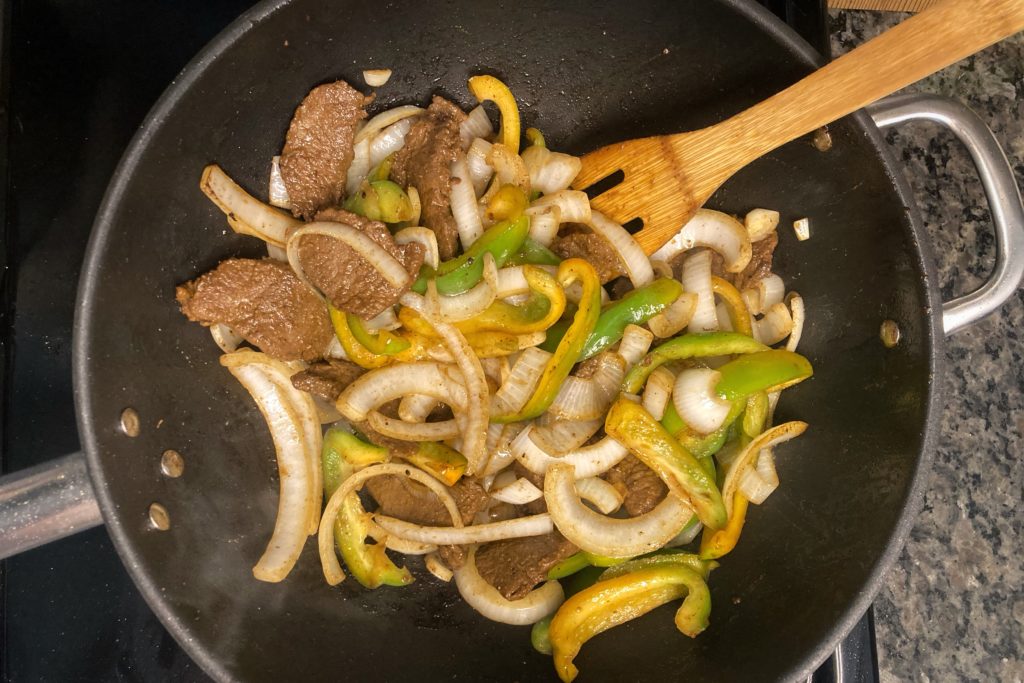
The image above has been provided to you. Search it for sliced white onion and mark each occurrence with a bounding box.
[336,362,466,422]
[374,513,552,546]
[641,367,675,421]
[394,226,439,270]
[451,156,485,248]
[496,266,530,298]
[425,552,454,582]
[745,208,780,242]
[345,137,372,195]
[480,356,504,387]
[426,253,498,322]
[651,209,752,273]
[210,323,244,354]
[355,105,424,144]
[268,156,291,209]
[398,394,439,422]
[716,301,734,332]
[529,415,603,455]
[616,324,655,367]
[482,422,528,476]
[266,242,289,262]
[648,291,698,338]
[738,448,779,505]
[544,462,694,558]
[673,368,731,435]
[287,222,411,295]
[683,250,718,333]
[486,143,531,194]
[575,476,623,515]
[743,273,785,315]
[407,186,422,225]
[466,137,495,195]
[366,519,438,555]
[522,145,582,194]
[313,395,344,425]
[491,477,543,505]
[721,421,808,515]
[363,68,392,87]
[526,204,561,247]
[754,302,795,345]
[664,518,704,547]
[587,210,654,287]
[366,410,460,441]
[491,347,550,415]
[548,352,624,421]
[562,278,610,306]
[369,117,413,168]
[200,164,299,247]
[793,217,811,241]
[460,105,495,150]
[530,189,591,223]
[785,293,805,352]
[651,259,674,279]
[319,463,460,585]
[455,548,564,625]
[512,426,629,478]
[361,306,400,332]
[323,335,348,361]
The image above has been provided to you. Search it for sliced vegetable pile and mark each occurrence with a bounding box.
[180,73,812,682]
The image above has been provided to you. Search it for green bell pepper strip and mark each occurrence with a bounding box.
[663,399,745,466]
[548,565,712,682]
[321,430,412,589]
[622,332,768,394]
[578,278,683,361]
[404,442,467,486]
[411,214,530,296]
[532,616,554,655]
[343,179,414,223]
[547,552,625,580]
[539,318,571,353]
[742,391,769,438]
[598,550,717,582]
[345,314,411,355]
[506,237,562,266]
[492,258,601,423]
[715,349,813,401]
[605,396,727,531]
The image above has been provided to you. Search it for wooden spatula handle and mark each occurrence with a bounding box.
[704,0,1024,172]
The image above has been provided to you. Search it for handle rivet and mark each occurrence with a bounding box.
[880,319,901,347]
[120,408,140,437]
[160,450,184,478]
[148,503,170,531]
[812,126,832,152]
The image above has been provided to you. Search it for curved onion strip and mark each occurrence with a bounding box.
[492,347,550,415]
[466,137,494,196]
[587,210,654,287]
[738,448,779,505]
[368,118,414,168]
[482,422,528,476]
[345,137,372,195]
[200,164,299,246]
[530,190,591,223]
[760,274,786,311]
[785,293,805,352]
[363,68,392,87]
[323,335,348,361]
[210,323,243,354]
[455,547,564,625]
[313,395,344,425]
[575,477,623,515]
[529,416,603,455]
[563,278,610,306]
[266,242,289,262]
[485,422,508,461]
[683,250,718,333]
[366,519,438,555]
[394,226,439,270]
[355,105,424,144]
[480,357,504,387]
[374,513,552,546]
[319,463,460,585]
[648,292,698,338]
[426,253,498,322]
[460,105,494,149]
[525,204,561,247]
[361,306,400,332]
[407,186,422,226]
[336,362,467,422]
[512,426,629,478]
[745,208,780,242]
[401,292,491,474]
[425,552,454,582]
[721,421,808,516]
[495,265,557,299]
[650,208,752,273]
[651,259,674,279]
[716,302,734,332]
[641,367,675,421]
[754,302,794,345]
[221,359,316,582]
[486,143,531,194]
[548,353,625,421]
[522,145,582,194]
[450,156,485,248]
[491,477,543,505]
[287,223,411,294]
[366,410,460,441]
[673,368,731,435]
[544,462,693,558]
[665,519,704,547]
[268,156,290,209]
[616,324,655,367]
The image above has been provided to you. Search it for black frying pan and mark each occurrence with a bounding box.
[2,0,1021,680]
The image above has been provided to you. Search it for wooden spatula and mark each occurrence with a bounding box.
[573,0,1024,255]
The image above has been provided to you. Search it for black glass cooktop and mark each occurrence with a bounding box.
[0,1,874,681]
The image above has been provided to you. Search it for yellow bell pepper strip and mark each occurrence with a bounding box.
[392,329,528,361]
[411,214,530,296]
[579,278,684,361]
[330,305,394,369]
[525,126,546,148]
[700,495,749,560]
[321,429,413,589]
[742,391,769,439]
[403,442,467,486]
[715,349,813,400]
[598,550,717,582]
[484,184,529,224]
[548,565,712,682]
[468,74,520,152]
[605,396,727,530]
[368,152,395,183]
[492,258,601,422]
[343,179,415,223]
[345,313,411,355]
[622,332,768,394]
[711,276,753,336]
[506,237,562,266]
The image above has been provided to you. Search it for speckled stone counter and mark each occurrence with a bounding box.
[830,12,1023,683]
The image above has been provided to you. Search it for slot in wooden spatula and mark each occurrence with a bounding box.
[573,0,1024,255]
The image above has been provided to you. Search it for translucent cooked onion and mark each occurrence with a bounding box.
[512,427,629,478]
[587,210,654,287]
[548,352,625,421]
[544,462,694,558]
[466,137,494,195]
[683,250,718,333]
[451,156,485,248]
[641,367,675,421]
[491,477,543,505]
[522,145,582,194]
[492,347,550,415]
[287,222,411,294]
[575,477,623,515]
[426,253,498,322]
[366,410,460,441]
[407,186,422,225]
[754,302,794,345]
[373,513,553,545]
[268,156,290,209]
[673,368,731,435]
[336,362,467,422]
[319,463,460,585]
[650,209,752,273]
[526,204,561,247]
[355,105,424,144]
[362,68,392,87]
[425,552,454,582]
[455,548,564,625]
[721,421,808,515]
[648,292,698,338]
[482,422,528,476]
[210,323,244,353]
[529,415,603,455]
[366,519,438,555]
[398,394,440,422]
[487,142,531,194]
[369,118,413,168]
[745,208,780,242]
[530,189,591,223]
[742,274,785,316]
[345,137,372,195]
[200,164,299,247]
[460,105,495,150]
[564,278,610,306]
[266,242,289,261]
[785,293,805,352]
[616,324,655,367]
[738,448,779,505]
[394,226,440,270]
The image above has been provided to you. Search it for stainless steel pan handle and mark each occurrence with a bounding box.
[868,93,1024,336]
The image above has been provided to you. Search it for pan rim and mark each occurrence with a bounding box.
[72,1,944,681]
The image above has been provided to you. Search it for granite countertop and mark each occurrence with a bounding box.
[831,11,1024,683]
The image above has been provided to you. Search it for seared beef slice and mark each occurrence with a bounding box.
[476,533,577,600]
[280,80,370,220]
[390,96,466,259]
[551,230,627,284]
[291,359,365,402]
[604,455,667,516]
[176,258,332,361]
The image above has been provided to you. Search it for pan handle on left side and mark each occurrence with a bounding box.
[0,452,102,560]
